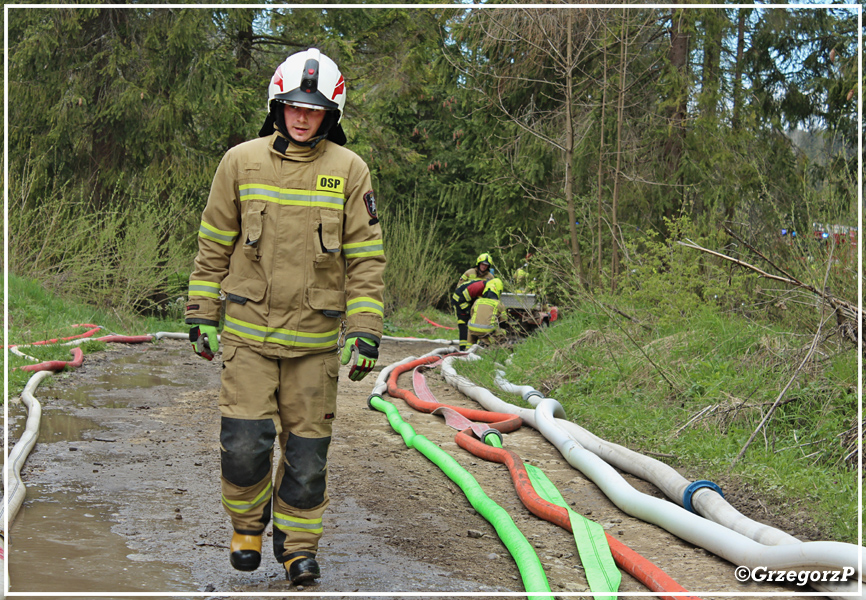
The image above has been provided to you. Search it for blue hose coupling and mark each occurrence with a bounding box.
[683,479,724,513]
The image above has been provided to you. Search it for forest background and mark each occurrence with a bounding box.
[4,4,862,543]
[6,4,859,312]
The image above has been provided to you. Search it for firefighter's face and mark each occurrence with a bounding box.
[479,262,489,272]
[283,104,326,142]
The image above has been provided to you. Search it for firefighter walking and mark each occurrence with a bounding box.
[185,48,385,586]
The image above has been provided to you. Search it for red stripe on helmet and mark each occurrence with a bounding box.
[273,65,285,92]
[331,75,345,100]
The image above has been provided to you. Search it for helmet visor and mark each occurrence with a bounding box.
[275,88,339,112]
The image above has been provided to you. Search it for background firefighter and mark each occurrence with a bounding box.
[457,252,495,287]
[185,48,385,586]
[451,277,503,350]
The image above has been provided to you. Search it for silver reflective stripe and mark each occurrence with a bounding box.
[239,186,282,200]
[343,239,384,258]
[224,316,339,348]
[347,298,383,317]
[274,513,323,533]
[199,222,238,245]
[239,185,344,209]
[222,482,272,514]
[189,282,220,294]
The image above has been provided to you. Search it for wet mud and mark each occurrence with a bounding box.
[4,338,826,599]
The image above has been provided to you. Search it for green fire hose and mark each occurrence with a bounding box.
[368,394,554,600]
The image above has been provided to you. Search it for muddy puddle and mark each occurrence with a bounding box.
[8,484,193,597]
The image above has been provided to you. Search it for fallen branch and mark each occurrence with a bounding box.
[677,239,858,337]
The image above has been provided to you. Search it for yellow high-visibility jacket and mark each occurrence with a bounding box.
[468,297,504,337]
[185,132,386,357]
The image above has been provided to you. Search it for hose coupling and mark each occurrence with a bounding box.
[683,479,724,513]
[480,428,503,446]
[522,390,544,402]
[366,394,383,410]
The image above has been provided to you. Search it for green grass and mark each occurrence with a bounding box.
[4,272,187,395]
[455,301,859,544]
[383,306,459,341]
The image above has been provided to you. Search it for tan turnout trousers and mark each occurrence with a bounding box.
[218,343,339,562]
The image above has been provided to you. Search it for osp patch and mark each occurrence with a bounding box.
[316,175,345,194]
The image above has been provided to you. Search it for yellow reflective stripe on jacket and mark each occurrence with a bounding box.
[273,511,323,534]
[224,315,339,348]
[199,221,239,246]
[222,481,272,514]
[347,296,384,317]
[189,280,221,299]
[239,184,344,210]
[343,239,384,258]
[469,298,500,333]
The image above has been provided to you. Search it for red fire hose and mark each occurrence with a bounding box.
[421,314,456,330]
[387,355,521,433]
[6,323,102,348]
[19,347,85,372]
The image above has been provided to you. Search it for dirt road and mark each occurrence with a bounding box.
[6,337,823,599]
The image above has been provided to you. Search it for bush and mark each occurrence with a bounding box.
[381,200,454,313]
[9,168,193,313]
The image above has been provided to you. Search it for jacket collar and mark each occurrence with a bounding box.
[268,132,327,162]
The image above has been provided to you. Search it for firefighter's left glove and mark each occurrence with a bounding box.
[190,325,219,361]
[340,336,378,382]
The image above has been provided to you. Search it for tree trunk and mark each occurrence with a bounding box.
[597,39,607,286]
[700,9,724,118]
[565,11,586,288]
[229,10,255,149]
[611,8,627,293]
[732,8,748,130]
[662,8,689,220]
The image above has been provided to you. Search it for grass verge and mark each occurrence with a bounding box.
[4,273,187,396]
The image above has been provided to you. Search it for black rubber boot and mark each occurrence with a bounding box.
[286,554,320,585]
[229,532,262,571]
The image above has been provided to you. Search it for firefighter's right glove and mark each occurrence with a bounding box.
[340,336,378,382]
[189,325,219,361]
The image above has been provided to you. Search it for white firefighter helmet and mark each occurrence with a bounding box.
[267,48,346,122]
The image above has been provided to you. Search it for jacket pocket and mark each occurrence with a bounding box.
[307,287,346,318]
[243,201,266,262]
[315,209,342,267]
[222,272,267,304]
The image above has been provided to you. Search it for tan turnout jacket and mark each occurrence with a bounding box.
[186,132,385,358]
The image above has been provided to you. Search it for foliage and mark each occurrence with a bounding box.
[8,6,857,317]
[619,215,758,325]
[8,162,192,314]
[381,200,455,314]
